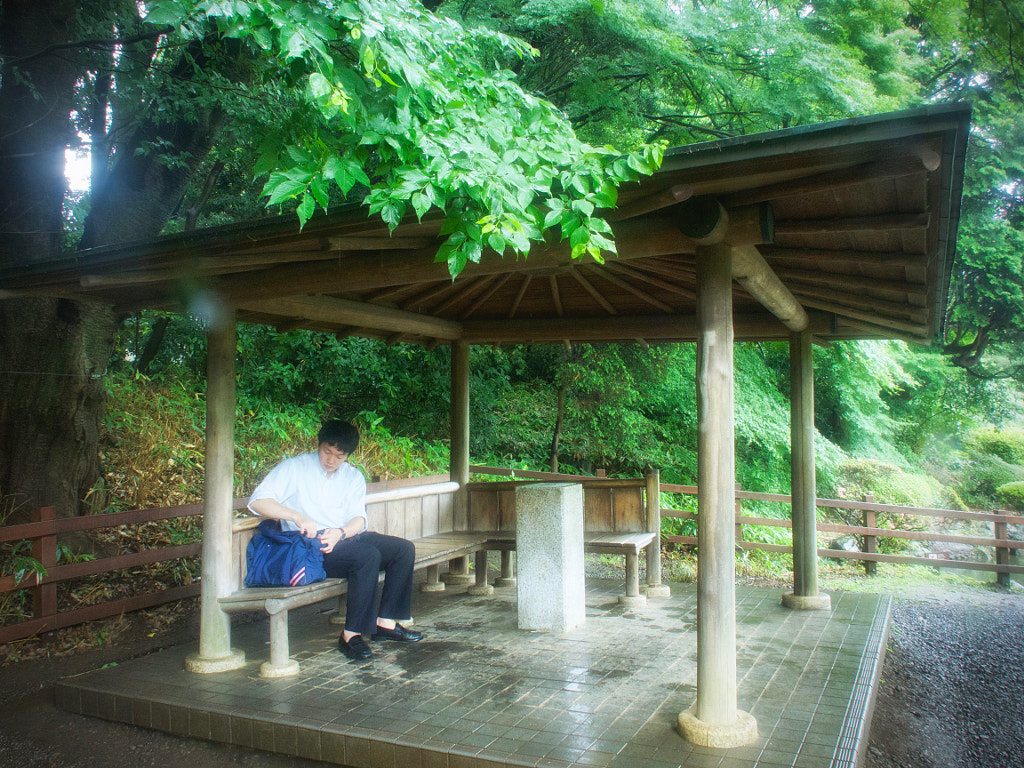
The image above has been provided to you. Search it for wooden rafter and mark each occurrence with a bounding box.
[604,262,697,300]
[550,275,564,316]
[433,274,497,316]
[723,153,938,207]
[460,273,514,321]
[789,285,929,323]
[760,247,927,268]
[774,212,930,236]
[583,265,674,313]
[569,268,617,315]
[508,274,532,319]
[772,267,926,298]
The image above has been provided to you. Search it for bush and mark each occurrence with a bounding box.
[832,458,940,507]
[995,481,1024,512]
[953,450,1024,509]
[966,427,1024,466]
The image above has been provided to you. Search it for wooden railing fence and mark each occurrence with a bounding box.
[3,467,1022,644]
[0,475,447,645]
[468,467,1024,585]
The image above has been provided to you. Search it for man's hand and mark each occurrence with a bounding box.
[318,527,345,554]
[294,515,320,538]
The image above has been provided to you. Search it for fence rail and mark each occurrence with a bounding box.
[3,467,1022,644]
[472,468,1024,584]
[0,474,452,645]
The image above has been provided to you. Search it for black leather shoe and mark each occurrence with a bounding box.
[338,633,373,660]
[371,623,423,642]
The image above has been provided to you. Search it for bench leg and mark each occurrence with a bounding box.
[330,594,346,624]
[467,550,494,596]
[442,556,474,585]
[494,550,516,587]
[260,611,301,678]
[643,539,671,597]
[618,551,647,607]
[421,564,446,592]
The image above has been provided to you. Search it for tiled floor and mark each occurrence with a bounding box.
[55,579,890,768]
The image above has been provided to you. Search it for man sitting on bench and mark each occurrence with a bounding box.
[248,419,423,660]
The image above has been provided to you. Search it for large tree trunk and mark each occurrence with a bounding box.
[0,0,108,522]
[0,5,233,521]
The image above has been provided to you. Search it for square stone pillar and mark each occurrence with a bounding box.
[516,483,585,632]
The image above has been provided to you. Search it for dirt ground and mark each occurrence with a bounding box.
[1,586,1022,768]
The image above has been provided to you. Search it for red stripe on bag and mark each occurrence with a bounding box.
[289,567,306,586]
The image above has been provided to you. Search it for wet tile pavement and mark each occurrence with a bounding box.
[55,579,889,768]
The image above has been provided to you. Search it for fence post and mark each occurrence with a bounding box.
[734,483,743,543]
[31,507,58,629]
[995,513,1011,588]
[862,493,877,576]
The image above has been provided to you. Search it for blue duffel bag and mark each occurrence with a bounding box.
[244,519,327,587]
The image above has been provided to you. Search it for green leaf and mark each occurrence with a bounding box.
[296,191,315,229]
[262,172,307,206]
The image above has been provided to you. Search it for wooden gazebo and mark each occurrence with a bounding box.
[1,103,971,746]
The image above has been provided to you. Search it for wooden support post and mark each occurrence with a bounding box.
[30,507,57,628]
[783,331,830,611]
[678,244,758,748]
[445,338,474,585]
[186,310,245,673]
[644,470,670,597]
[995,517,1011,588]
[863,493,877,577]
[734,483,744,543]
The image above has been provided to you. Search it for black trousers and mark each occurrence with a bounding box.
[321,531,415,635]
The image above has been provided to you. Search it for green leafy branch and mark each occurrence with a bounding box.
[146,0,664,277]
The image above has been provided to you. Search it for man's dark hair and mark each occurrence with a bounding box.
[317,420,359,453]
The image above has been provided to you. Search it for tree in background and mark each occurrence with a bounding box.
[0,0,657,521]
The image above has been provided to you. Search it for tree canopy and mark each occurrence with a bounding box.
[147,0,663,276]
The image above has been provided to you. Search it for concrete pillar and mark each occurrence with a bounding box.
[783,331,831,611]
[186,313,245,673]
[516,483,585,632]
[678,245,757,747]
[445,339,474,585]
[644,470,671,597]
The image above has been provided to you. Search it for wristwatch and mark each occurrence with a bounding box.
[339,527,346,540]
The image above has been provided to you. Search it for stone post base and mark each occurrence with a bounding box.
[184,649,246,674]
[421,581,446,592]
[618,594,647,607]
[643,584,672,598]
[781,592,832,610]
[678,704,759,748]
[260,659,300,678]
[494,577,517,587]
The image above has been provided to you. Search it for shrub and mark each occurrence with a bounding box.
[995,481,1024,512]
[966,427,1024,466]
[953,450,1024,509]
[832,458,940,508]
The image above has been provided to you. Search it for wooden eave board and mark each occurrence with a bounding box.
[0,105,971,346]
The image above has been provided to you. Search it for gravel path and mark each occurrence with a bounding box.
[865,588,1024,768]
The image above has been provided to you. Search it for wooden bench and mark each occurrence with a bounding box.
[220,479,488,677]
[219,474,663,677]
[464,477,661,605]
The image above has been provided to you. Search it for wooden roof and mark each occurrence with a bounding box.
[1,104,971,347]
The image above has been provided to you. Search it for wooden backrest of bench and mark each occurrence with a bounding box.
[465,478,651,535]
[228,478,461,589]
